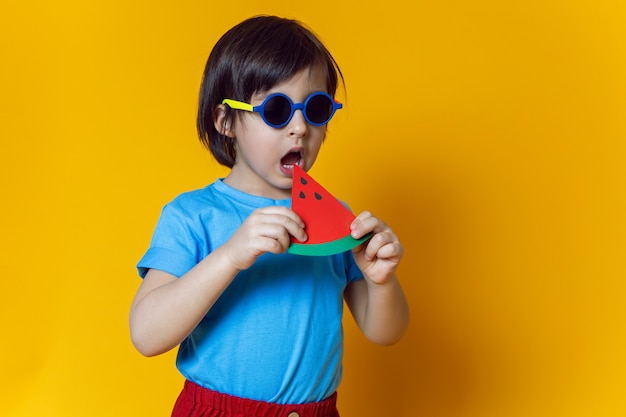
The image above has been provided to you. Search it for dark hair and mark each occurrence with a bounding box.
[197,15,344,167]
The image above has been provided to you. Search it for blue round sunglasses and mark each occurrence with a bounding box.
[222,92,343,129]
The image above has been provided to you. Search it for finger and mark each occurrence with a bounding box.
[257,206,305,228]
[245,234,287,256]
[259,236,289,254]
[261,213,307,243]
[351,210,373,226]
[351,212,386,239]
[362,231,401,260]
[251,223,296,251]
[375,239,404,260]
[361,233,383,261]
[250,208,307,242]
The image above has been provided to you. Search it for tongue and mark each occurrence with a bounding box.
[281,152,300,166]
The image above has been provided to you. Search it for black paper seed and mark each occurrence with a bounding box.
[300,177,307,185]
[299,191,306,199]
[315,192,322,200]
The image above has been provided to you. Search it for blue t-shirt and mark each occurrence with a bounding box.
[137,179,363,404]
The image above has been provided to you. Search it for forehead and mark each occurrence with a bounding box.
[253,65,329,100]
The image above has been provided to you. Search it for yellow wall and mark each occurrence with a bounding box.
[1,1,624,416]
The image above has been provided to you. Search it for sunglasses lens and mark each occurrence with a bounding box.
[305,94,333,125]
[263,95,292,127]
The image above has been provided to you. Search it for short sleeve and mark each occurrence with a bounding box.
[136,203,200,278]
[343,251,364,284]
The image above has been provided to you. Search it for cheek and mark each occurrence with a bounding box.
[305,132,325,161]
[310,128,326,146]
[238,138,274,158]
[237,129,282,159]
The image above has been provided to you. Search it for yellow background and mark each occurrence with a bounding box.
[1,1,625,416]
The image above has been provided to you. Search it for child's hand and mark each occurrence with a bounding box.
[350,211,403,284]
[222,206,307,271]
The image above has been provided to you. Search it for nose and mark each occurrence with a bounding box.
[287,108,308,137]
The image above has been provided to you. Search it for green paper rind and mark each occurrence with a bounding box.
[287,233,372,256]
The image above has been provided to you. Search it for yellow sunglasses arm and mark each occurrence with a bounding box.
[222,99,254,112]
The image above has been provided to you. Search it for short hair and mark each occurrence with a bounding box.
[197,15,344,167]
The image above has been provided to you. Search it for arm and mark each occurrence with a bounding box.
[129,206,307,357]
[344,211,409,345]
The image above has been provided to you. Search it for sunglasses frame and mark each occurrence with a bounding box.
[222,92,342,128]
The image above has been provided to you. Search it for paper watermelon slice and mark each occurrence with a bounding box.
[288,165,370,256]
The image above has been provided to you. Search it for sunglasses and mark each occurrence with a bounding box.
[222,92,342,129]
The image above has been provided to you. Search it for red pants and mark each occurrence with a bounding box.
[172,380,340,417]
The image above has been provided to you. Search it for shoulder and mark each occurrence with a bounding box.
[156,180,251,236]
[169,182,217,205]
[162,182,223,214]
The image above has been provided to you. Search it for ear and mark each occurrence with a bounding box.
[214,104,235,138]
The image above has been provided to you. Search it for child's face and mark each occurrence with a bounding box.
[224,65,329,199]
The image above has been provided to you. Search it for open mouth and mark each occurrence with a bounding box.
[280,150,302,172]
